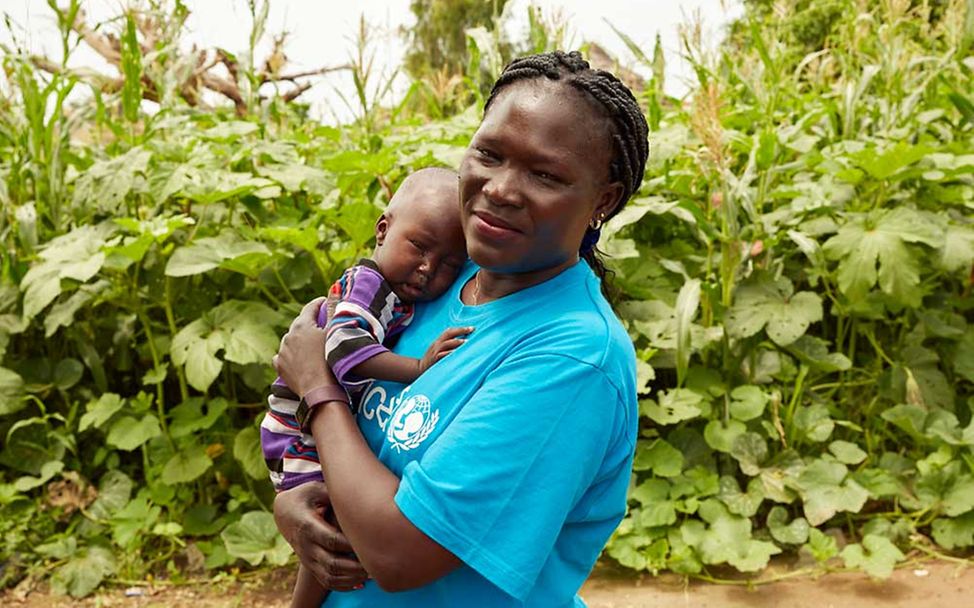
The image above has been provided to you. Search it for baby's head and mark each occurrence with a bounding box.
[372,167,466,302]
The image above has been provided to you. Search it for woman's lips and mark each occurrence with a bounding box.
[472,211,521,241]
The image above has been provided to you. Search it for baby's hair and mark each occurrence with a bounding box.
[484,50,649,295]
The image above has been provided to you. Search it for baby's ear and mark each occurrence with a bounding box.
[375,214,389,245]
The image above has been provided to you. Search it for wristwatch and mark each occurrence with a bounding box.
[295,385,351,432]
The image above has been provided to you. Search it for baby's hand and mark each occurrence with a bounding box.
[419,327,473,373]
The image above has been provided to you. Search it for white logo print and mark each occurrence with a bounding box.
[386,393,439,452]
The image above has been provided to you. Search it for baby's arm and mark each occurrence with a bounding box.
[351,327,472,383]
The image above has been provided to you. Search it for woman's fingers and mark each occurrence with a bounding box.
[276,297,335,394]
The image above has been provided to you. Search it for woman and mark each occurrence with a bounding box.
[272,50,649,607]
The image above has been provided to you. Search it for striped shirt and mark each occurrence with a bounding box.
[260,259,413,491]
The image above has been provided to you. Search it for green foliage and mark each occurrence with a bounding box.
[606,0,974,582]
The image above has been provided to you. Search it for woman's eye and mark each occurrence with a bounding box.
[476,147,499,162]
[535,171,561,184]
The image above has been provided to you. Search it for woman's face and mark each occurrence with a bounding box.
[458,79,623,274]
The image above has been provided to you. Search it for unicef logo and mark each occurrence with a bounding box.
[386,393,439,452]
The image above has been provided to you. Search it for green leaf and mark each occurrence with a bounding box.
[49,545,116,597]
[13,460,64,492]
[932,511,974,549]
[943,475,974,516]
[632,439,685,477]
[71,149,151,214]
[674,279,700,385]
[880,403,926,438]
[165,231,270,277]
[794,459,869,526]
[804,527,839,562]
[840,534,903,579]
[767,506,809,544]
[787,335,851,372]
[234,426,268,480]
[87,470,133,519]
[829,440,867,465]
[171,300,284,392]
[955,329,974,383]
[221,511,292,566]
[79,393,125,432]
[0,367,25,415]
[161,445,213,485]
[641,388,704,425]
[718,476,764,517]
[730,432,768,475]
[20,224,113,320]
[53,358,84,390]
[692,500,781,572]
[939,225,974,272]
[823,208,943,307]
[794,404,835,443]
[630,478,669,506]
[850,142,932,180]
[106,415,161,451]
[703,419,746,453]
[728,385,768,421]
[635,358,655,392]
[726,276,822,346]
[120,14,143,122]
[204,121,259,140]
[152,522,184,537]
[169,397,229,438]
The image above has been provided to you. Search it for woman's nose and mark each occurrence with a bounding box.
[482,169,523,208]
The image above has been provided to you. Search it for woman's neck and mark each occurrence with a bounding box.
[465,256,578,305]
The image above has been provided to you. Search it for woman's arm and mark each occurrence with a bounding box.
[274,299,461,592]
[272,482,369,591]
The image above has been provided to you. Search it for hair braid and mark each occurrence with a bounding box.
[484,50,649,299]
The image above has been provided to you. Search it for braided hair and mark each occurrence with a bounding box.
[484,50,649,295]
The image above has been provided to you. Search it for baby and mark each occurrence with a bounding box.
[259,167,468,608]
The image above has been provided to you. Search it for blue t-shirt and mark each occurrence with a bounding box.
[323,260,637,607]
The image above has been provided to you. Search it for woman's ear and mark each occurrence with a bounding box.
[375,215,389,246]
[593,181,625,225]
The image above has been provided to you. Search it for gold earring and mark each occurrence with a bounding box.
[589,212,606,230]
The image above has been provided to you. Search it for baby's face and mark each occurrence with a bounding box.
[373,194,466,302]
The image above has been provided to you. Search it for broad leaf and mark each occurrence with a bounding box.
[233,426,269,480]
[840,534,903,579]
[726,276,822,346]
[0,367,25,415]
[641,388,704,425]
[49,545,117,598]
[767,506,810,544]
[632,439,685,477]
[823,208,943,307]
[170,300,285,392]
[79,393,125,432]
[161,445,213,484]
[221,511,292,566]
[106,415,161,451]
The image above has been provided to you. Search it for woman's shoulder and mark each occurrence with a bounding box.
[515,263,635,382]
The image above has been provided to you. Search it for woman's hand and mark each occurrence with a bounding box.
[274,297,335,396]
[274,482,370,591]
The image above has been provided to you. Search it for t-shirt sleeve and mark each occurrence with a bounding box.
[394,353,630,601]
[325,265,391,386]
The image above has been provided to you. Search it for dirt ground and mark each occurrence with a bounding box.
[3,560,973,607]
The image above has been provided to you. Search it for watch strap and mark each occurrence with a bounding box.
[296,385,350,432]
